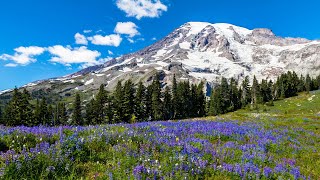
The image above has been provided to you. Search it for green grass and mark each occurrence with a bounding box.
[201,90,320,178]
[204,90,320,134]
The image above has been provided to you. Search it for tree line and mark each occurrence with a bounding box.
[0,71,319,126]
[209,72,320,115]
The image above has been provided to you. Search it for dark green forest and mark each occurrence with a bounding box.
[0,72,319,126]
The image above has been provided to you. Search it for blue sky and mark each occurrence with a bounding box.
[1,0,320,90]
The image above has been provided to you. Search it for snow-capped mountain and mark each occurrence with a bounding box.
[2,21,320,97]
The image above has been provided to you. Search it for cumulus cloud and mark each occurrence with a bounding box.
[0,46,45,66]
[114,22,139,37]
[116,0,167,20]
[75,33,88,45]
[88,34,122,47]
[48,45,102,67]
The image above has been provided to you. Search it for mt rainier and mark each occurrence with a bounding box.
[2,21,320,97]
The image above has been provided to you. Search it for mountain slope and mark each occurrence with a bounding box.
[1,21,320,99]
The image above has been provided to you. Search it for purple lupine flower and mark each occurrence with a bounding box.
[274,163,286,174]
[263,167,272,177]
[290,167,300,180]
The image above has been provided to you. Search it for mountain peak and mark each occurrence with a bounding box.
[7,22,320,99]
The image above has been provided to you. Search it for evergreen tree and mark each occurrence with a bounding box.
[297,74,306,92]
[251,76,262,104]
[85,99,96,125]
[229,78,240,111]
[134,82,146,122]
[94,84,108,124]
[112,81,124,123]
[4,88,22,126]
[220,77,230,113]
[34,99,41,125]
[196,82,206,117]
[151,74,163,120]
[209,86,223,116]
[39,97,49,125]
[0,106,2,125]
[145,84,153,121]
[241,76,251,107]
[172,74,178,119]
[47,104,54,126]
[54,102,67,125]
[305,74,312,93]
[71,93,83,125]
[20,89,34,126]
[162,86,173,120]
[123,80,135,123]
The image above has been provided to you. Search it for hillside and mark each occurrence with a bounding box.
[212,90,320,132]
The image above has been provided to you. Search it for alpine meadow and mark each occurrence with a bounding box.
[0,0,320,179]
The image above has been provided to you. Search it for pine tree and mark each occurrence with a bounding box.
[54,102,67,125]
[47,104,54,126]
[39,97,49,125]
[162,86,172,120]
[251,76,262,104]
[209,86,222,116]
[94,84,108,124]
[0,106,3,125]
[196,82,206,117]
[241,76,251,107]
[297,74,306,92]
[220,77,230,113]
[85,99,96,125]
[134,82,146,122]
[123,80,135,123]
[151,74,163,120]
[145,84,153,121]
[34,99,41,125]
[229,78,240,111]
[4,88,22,126]
[71,93,83,125]
[172,74,178,119]
[112,81,124,123]
[20,89,34,126]
[305,74,312,93]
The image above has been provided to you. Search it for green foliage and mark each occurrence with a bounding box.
[71,93,83,125]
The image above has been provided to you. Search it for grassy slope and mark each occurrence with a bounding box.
[203,90,320,178]
[205,90,320,133]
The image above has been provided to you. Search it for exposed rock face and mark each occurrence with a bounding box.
[2,21,320,98]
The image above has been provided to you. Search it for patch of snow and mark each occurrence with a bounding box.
[155,67,163,70]
[95,74,105,77]
[0,89,11,95]
[156,61,169,67]
[84,79,94,86]
[179,42,191,49]
[122,67,132,72]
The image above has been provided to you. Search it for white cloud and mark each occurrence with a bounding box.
[88,34,122,47]
[83,30,92,34]
[114,22,139,37]
[48,45,102,67]
[152,37,157,41]
[108,50,114,55]
[75,33,88,45]
[128,38,135,43]
[116,0,167,20]
[0,46,45,66]
[4,63,18,67]
[80,57,113,69]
